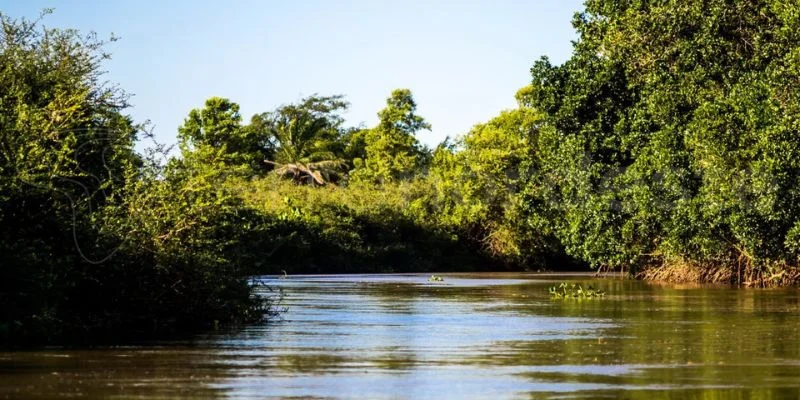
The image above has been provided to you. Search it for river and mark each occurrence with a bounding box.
[2,273,800,398]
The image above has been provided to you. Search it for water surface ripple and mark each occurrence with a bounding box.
[3,273,800,399]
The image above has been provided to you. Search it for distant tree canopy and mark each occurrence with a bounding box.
[256,94,350,185]
[177,96,266,171]
[351,89,432,184]
[178,89,434,186]
[427,87,547,264]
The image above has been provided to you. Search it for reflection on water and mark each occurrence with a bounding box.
[2,273,800,399]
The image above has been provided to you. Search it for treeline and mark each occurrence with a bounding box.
[169,86,567,274]
[162,0,800,284]
[4,0,800,344]
[191,0,800,288]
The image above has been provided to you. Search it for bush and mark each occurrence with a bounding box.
[0,13,273,345]
[227,175,492,273]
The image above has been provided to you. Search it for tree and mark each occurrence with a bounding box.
[351,89,431,184]
[428,87,553,264]
[527,0,800,284]
[254,94,350,185]
[0,10,138,340]
[0,12,271,344]
[340,126,369,165]
[177,96,264,170]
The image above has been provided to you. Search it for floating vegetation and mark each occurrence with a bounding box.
[428,275,444,282]
[549,282,605,299]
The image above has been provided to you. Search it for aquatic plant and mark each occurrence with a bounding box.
[548,282,605,299]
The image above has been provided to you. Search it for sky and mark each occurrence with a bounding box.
[2,0,583,149]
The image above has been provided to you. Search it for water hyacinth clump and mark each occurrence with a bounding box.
[549,282,605,299]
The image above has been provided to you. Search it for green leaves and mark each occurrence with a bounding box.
[254,94,349,184]
[548,282,605,299]
[351,89,431,184]
[178,97,267,171]
[527,0,800,283]
[0,13,275,344]
[426,93,552,264]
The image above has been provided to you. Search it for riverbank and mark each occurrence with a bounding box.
[637,261,800,288]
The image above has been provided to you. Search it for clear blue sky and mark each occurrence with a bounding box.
[3,0,582,149]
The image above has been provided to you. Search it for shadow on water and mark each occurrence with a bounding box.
[2,273,800,398]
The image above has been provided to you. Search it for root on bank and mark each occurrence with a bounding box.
[637,258,800,287]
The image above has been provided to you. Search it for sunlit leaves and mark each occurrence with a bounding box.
[529,0,800,279]
[351,89,431,184]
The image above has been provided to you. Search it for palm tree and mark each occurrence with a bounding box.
[265,159,345,186]
[257,95,348,186]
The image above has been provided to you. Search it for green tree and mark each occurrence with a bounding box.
[255,94,349,185]
[0,12,271,344]
[0,10,137,340]
[428,87,554,264]
[527,0,800,284]
[178,96,264,170]
[340,126,369,165]
[351,89,431,184]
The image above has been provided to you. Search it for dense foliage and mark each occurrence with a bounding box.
[351,89,432,184]
[526,0,800,285]
[0,12,272,345]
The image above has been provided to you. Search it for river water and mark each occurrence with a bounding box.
[3,273,800,398]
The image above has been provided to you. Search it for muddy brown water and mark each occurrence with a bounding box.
[2,273,800,399]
